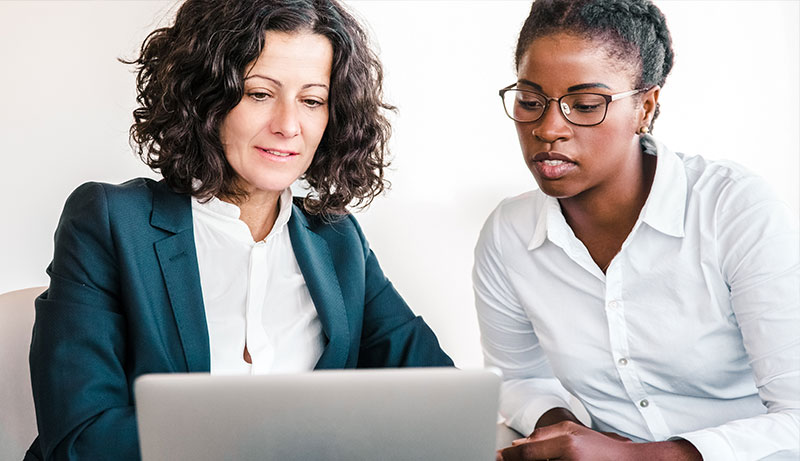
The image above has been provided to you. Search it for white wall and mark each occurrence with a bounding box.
[1,1,797,368]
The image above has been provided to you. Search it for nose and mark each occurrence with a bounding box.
[270,99,301,138]
[532,99,571,143]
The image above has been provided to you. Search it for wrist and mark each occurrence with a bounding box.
[627,439,702,461]
[534,407,582,430]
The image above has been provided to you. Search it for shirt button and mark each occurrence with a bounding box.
[618,358,628,366]
[608,301,619,309]
[639,399,649,408]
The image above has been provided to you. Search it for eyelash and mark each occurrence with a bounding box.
[246,92,326,109]
[302,99,325,108]
[247,91,271,102]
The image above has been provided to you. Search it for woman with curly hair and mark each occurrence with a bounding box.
[476,0,799,460]
[26,0,452,459]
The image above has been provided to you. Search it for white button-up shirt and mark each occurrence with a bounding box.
[192,189,325,375]
[474,135,799,460]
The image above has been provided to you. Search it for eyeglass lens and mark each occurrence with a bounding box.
[503,90,608,125]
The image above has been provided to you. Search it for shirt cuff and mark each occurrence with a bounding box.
[670,429,735,461]
[503,395,572,436]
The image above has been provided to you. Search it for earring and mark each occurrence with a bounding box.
[638,126,650,134]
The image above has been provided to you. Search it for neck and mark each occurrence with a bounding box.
[221,189,282,242]
[560,150,656,233]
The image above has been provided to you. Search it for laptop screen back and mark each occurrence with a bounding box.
[135,367,500,461]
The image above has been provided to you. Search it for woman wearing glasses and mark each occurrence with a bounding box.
[475,1,799,460]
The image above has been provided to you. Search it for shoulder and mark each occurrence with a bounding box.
[479,190,548,244]
[681,152,760,191]
[290,200,368,251]
[672,152,798,273]
[60,178,187,236]
[492,190,548,221]
[679,152,789,218]
[291,198,362,232]
[52,179,170,277]
[65,177,164,211]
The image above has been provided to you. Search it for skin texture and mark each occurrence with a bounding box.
[219,30,333,242]
[496,33,702,461]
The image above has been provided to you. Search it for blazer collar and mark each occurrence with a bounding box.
[150,180,193,234]
[288,205,351,369]
[149,184,350,372]
[151,181,211,372]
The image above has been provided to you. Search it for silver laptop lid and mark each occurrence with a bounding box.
[135,367,500,461]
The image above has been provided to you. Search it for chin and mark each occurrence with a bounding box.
[240,175,299,197]
[533,178,575,199]
[253,182,295,194]
[539,188,573,199]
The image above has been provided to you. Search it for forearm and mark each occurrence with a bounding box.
[358,314,453,367]
[49,407,140,460]
[630,440,702,461]
[675,411,800,460]
[534,408,702,460]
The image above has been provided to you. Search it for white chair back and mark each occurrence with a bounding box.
[0,286,45,459]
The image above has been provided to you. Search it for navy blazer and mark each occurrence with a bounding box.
[27,178,452,460]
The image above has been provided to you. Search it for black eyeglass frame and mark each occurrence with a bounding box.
[498,83,650,127]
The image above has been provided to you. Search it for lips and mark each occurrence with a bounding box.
[532,151,573,162]
[530,151,577,180]
[256,147,299,160]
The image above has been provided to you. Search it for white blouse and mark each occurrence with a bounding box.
[191,189,325,375]
[474,135,800,460]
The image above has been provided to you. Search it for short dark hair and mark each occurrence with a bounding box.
[515,0,674,130]
[126,0,393,215]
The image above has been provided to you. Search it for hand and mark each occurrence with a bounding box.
[496,420,702,461]
[496,420,633,461]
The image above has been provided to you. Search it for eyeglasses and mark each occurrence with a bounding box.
[499,84,649,126]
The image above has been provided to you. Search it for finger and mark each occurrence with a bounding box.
[500,436,566,461]
[497,445,523,461]
[511,437,529,446]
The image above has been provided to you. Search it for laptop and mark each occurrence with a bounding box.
[134,367,501,461]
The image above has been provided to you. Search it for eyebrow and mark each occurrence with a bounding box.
[567,82,611,92]
[517,79,542,91]
[244,74,329,91]
[516,79,611,93]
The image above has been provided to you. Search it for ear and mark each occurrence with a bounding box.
[640,85,660,127]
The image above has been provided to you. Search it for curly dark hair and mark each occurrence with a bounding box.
[515,0,674,131]
[125,0,393,215]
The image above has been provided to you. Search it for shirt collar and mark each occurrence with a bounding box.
[526,134,686,251]
[528,196,558,251]
[639,134,686,238]
[272,188,294,234]
[191,188,294,242]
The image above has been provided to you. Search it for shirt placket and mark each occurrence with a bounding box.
[604,262,672,440]
[246,240,273,374]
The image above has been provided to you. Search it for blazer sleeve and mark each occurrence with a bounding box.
[29,182,139,460]
[348,216,454,368]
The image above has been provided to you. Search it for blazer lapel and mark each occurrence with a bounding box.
[288,205,351,369]
[151,182,211,372]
